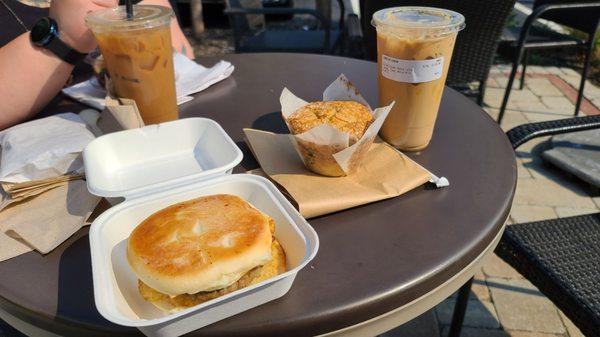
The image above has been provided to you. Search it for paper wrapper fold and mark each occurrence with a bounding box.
[99,96,145,133]
[244,128,433,218]
[78,96,146,137]
[281,74,394,176]
[0,180,100,261]
[0,172,86,210]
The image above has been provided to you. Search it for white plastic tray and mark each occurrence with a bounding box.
[84,118,319,337]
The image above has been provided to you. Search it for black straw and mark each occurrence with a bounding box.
[125,0,133,19]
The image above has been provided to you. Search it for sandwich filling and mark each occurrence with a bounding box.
[139,239,286,313]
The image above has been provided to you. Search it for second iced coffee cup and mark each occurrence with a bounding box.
[86,5,178,125]
[373,7,464,151]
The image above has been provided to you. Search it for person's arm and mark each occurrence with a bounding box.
[0,0,117,130]
[0,34,74,130]
[140,0,195,59]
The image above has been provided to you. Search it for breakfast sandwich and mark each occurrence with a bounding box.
[127,194,286,313]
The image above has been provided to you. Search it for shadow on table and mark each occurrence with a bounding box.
[251,111,289,134]
[237,111,290,172]
[56,234,140,336]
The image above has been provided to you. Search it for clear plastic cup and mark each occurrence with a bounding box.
[86,5,178,125]
[372,7,465,151]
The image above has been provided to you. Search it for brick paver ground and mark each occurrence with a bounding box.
[383,65,599,337]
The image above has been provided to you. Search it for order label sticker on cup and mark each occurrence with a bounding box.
[381,55,444,83]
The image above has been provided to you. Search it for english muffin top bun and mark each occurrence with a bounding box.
[127,194,273,297]
[287,101,373,142]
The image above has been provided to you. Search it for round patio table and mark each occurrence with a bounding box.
[0,53,516,337]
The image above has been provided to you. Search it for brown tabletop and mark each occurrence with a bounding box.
[0,53,516,337]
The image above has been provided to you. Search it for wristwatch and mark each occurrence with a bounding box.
[30,17,87,66]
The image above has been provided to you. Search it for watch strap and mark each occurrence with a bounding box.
[46,37,88,66]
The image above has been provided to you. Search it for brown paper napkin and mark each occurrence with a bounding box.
[244,128,432,218]
[1,172,84,196]
[98,96,145,133]
[0,180,100,261]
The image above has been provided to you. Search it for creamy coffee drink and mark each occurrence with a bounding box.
[373,7,464,151]
[86,5,178,125]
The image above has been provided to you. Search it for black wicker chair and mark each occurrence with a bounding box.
[359,0,517,105]
[223,0,345,54]
[497,1,600,125]
[449,114,600,337]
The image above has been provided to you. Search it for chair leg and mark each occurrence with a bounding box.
[575,35,598,116]
[448,277,473,337]
[191,0,205,39]
[477,80,486,106]
[497,50,523,124]
[519,50,529,90]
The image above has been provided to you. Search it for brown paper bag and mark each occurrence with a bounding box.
[244,128,432,218]
[0,180,100,261]
[97,96,145,133]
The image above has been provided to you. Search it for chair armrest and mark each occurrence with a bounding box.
[343,13,364,58]
[334,0,345,31]
[528,1,600,28]
[519,2,600,46]
[507,115,600,149]
[224,7,330,50]
[224,7,328,27]
[534,1,600,16]
[346,13,362,40]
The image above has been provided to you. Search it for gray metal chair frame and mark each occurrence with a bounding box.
[497,2,600,125]
[223,0,345,54]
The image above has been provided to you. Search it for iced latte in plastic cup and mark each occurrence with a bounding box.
[86,5,177,125]
[372,7,464,151]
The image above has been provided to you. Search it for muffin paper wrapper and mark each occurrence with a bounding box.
[280,74,394,175]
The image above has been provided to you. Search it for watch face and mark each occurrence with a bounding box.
[31,17,53,46]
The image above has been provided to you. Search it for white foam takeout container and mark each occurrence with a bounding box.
[83,118,319,337]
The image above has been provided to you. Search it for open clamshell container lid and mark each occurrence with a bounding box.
[83,118,319,337]
[83,118,243,200]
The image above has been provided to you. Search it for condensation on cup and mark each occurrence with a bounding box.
[372,7,465,151]
[86,5,178,125]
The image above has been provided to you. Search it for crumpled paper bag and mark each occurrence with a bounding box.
[0,113,94,184]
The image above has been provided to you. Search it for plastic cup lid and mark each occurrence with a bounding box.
[86,5,172,32]
[372,6,465,37]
